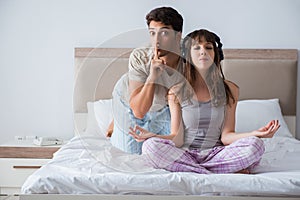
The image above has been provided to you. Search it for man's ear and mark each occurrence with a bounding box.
[176,32,182,43]
[175,32,182,51]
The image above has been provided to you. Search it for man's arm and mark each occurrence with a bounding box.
[129,79,156,119]
[129,47,165,119]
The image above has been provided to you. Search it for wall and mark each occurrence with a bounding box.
[0,0,299,142]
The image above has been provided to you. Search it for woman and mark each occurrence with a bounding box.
[129,29,280,174]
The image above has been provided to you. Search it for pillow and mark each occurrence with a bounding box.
[235,98,292,138]
[85,99,113,138]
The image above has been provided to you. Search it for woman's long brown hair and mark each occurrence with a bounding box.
[182,29,235,106]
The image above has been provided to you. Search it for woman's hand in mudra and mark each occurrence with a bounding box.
[253,120,280,138]
[129,125,156,142]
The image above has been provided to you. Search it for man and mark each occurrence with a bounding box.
[109,7,185,154]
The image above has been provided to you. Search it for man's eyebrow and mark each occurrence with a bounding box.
[148,26,171,30]
[160,26,171,30]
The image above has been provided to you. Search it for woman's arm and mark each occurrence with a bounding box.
[221,81,280,145]
[167,92,184,147]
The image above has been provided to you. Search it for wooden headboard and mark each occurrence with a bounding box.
[73,48,298,137]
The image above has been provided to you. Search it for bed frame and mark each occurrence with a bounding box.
[20,48,299,200]
[72,48,299,139]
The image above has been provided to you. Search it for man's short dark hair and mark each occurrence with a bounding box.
[146,7,183,32]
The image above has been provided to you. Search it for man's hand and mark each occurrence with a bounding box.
[129,125,156,142]
[105,120,114,137]
[148,47,166,82]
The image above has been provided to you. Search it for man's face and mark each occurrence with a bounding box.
[148,21,181,58]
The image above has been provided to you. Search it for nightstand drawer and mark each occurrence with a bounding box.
[0,158,50,187]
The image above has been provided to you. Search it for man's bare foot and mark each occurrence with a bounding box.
[236,169,250,174]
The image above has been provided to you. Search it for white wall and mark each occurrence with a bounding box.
[0,0,299,142]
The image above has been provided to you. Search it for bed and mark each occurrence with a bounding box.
[20,48,300,199]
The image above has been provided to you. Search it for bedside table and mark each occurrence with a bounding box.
[0,140,61,196]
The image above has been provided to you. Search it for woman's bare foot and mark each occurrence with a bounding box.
[236,169,250,174]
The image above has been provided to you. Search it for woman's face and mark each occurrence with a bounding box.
[190,38,215,74]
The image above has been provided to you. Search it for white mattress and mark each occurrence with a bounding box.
[21,134,300,196]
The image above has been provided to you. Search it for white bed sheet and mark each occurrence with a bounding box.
[21,134,300,196]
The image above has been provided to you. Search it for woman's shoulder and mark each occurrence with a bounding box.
[225,80,239,89]
[225,80,239,99]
